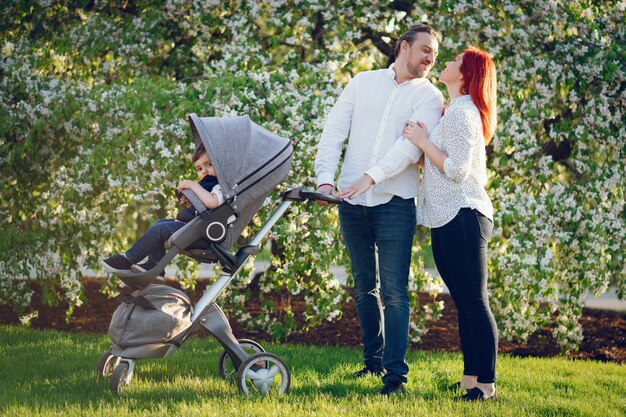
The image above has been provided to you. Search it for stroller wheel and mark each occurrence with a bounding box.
[110,361,133,395]
[236,352,290,396]
[218,339,265,380]
[96,350,116,377]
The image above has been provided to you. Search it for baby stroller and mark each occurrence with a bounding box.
[96,114,340,396]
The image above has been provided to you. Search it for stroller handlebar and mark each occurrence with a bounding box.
[283,187,343,205]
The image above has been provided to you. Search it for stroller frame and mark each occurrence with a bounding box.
[98,187,340,396]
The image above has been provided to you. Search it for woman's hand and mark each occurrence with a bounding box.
[339,174,374,200]
[405,121,449,175]
[403,121,429,148]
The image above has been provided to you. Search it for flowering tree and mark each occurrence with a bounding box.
[1,0,624,350]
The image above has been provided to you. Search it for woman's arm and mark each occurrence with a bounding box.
[438,108,478,183]
[403,107,478,183]
[403,121,447,173]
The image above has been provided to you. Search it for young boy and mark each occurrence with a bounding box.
[101,144,223,275]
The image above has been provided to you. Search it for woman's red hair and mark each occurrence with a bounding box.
[459,47,497,144]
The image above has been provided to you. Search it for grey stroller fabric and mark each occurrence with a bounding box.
[109,284,193,347]
[188,114,293,250]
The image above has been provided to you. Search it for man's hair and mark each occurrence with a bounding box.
[393,23,442,59]
[192,144,207,162]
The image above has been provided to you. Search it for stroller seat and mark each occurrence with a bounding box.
[115,199,240,290]
[167,197,239,271]
[115,113,293,291]
[182,248,216,263]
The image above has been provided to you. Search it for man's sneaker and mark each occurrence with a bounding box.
[101,255,132,274]
[353,366,385,379]
[131,261,165,277]
[379,379,404,396]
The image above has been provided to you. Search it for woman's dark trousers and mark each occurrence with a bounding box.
[431,208,498,383]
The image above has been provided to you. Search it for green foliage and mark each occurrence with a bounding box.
[1,0,625,349]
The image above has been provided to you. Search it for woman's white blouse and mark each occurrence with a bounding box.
[418,94,493,228]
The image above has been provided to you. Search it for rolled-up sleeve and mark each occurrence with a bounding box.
[212,185,225,205]
[366,138,422,183]
[315,75,358,187]
[442,107,478,183]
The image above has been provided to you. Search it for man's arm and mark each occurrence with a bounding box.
[314,74,359,188]
[365,93,443,184]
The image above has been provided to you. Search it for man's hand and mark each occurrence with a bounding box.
[339,175,374,200]
[315,184,337,206]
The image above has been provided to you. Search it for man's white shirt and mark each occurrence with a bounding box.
[315,65,444,206]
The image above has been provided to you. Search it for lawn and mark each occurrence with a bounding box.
[0,325,624,417]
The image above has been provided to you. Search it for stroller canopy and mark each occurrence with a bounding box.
[188,114,293,249]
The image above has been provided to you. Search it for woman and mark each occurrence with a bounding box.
[402,46,498,401]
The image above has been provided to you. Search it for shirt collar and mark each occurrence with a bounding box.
[386,63,397,79]
[448,94,472,108]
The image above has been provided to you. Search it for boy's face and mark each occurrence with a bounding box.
[194,152,216,178]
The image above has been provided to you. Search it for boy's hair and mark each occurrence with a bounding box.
[192,144,207,162]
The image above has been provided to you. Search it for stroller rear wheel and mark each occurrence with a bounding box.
[218,338,265,380]
[236,352,290,396]
[110,361,133,395]
[96,350,116,377]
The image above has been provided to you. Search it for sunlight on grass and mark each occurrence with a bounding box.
[0,325,624,417]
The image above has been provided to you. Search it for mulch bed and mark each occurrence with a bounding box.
[1,278,624,363]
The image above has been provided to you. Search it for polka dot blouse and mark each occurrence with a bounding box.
[417,94,494,228]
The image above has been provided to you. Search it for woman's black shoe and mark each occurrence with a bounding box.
[447,381,470,392]
[455,387,497,402]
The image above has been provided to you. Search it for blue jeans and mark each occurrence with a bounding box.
[431,208,497,383]
[339,196,416,383]
[124,219,206,264]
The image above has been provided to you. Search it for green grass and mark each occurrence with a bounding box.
[0,325,624,417]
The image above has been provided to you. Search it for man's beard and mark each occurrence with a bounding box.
[408,60,431,78]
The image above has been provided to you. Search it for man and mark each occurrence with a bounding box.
[314,23,444,395]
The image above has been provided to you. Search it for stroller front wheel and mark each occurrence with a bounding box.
[96,350,115,377]
[110,361,133,395]
[218,339,265,380]
[236,352,290,396]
